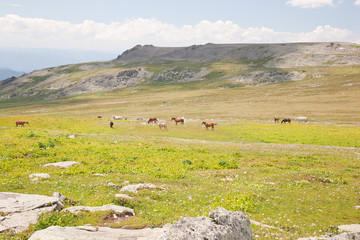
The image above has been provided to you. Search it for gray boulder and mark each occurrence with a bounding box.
[157,207,252,240]
[28,226,163,240]
[0,192,63,233]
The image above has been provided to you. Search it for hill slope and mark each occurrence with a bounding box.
[0,42,359,100]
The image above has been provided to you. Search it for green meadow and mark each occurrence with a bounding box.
[0,63,360,239]
[0,115,359,239]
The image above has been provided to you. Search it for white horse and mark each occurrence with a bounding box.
[111,115,122,120]
[158,122,167,131]
[295,117,308,123]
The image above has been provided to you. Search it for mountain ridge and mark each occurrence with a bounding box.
[1,42,360,100]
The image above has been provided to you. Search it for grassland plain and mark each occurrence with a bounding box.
[0,61,359,239]
[0,115,359,239]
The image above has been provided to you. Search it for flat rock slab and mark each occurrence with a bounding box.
[28,226,163,240]
[120,183,156,193]
[62,204,134,216]
[29,173,50,181]
[338,224,360,233]
[115,194,134,200]
[0,192,62,233]
[43,161,79,168]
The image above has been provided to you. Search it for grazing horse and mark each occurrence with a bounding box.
[281,118,291,124]
[274,117,280,123]
[171,117,184,125]
[158,122,167,131]
[112,115,122,120]
[148,118,158,124]
[15,121,29,127]
[202,121,217,130]
[295,117,308,123]
[98,116,102,118]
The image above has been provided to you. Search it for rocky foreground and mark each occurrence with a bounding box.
[1,191,359,240]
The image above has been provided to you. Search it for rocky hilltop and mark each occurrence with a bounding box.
[1,42,359,99]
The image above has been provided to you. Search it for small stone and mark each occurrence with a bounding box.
[52,192,67,201]
[120,183,156,194]
[115,194,134,200]
[68,135,76,138]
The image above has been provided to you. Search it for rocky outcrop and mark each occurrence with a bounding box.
[158,207,252,240]
[234,70,306,86]
[152,68,210,83]
[0,192,63,233]
[28,207,253,240]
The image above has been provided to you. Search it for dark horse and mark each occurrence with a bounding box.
[202,121,217,130]
[171,117,184,125]
[281,118,291,124]
[274,117,280,123]
[148,118,158,124]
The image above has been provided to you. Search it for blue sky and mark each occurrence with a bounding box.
[0,0,359,52]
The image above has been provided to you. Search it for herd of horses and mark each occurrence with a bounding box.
[146,117,217,131]
[14,116,308,130]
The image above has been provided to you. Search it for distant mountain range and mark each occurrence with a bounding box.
[0,48,118,73]
[0,67,25,81]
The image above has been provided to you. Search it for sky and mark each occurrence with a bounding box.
[0,0,360,53]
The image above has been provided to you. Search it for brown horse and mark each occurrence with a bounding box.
[158,122,167,131]
[171,117,184,125]
[148,117,158,124]
[274,117,280,123]
[202,121,217,130]
[16,120,29,127]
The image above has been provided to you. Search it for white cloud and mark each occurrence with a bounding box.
[0,14,357,51]
[286,0,335,8]
[0,3,22,7]
[355,0,360,5]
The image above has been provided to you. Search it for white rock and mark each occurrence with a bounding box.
[68,135,76,138]
[120,183,156,193]
[338,224,360,233]
[29,173,50,181]
[62,204,134,216]
[43,161,79,168]
[28,226,163,240]
[0,192,63,233]
[115,194,134,200]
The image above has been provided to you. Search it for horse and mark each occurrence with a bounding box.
[202,121,217,130]
[98,116,102,118]
[110,121,114,128]
[171,117,184,125]
[16,120,29,127]
[158,122,167,131]
[295,117,308,123]
[274,117,280,123]
[148,117,158,124]
[281,118,291,124]
[112,115,122,120]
